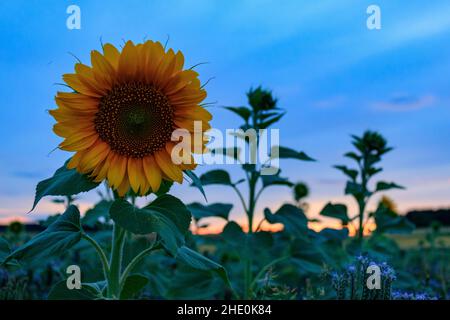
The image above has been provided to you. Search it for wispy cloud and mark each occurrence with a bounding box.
[372,93,436,112]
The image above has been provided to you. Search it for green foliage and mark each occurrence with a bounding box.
[175,246,230,286]
[110,195,191,255]
[292,182,309,202]
[48,281,104,300]
[320,203,350,224]
[120,274,149,299]
[3,206,82,265]
[165,266,225,299]
[32,162,99,211]
[372,203,415,234]
[0,237,11,263]
[187,202,232,221]
[184,170,206,200]
[82,200,112,228]
[247,86,278,111]
[197,169,233,186]
[223,106,252,122]
[274,146,316,162]
[8,82,445,301]
[264,205,308,238]
[331,130,405,240]
[375,181,405,192]
[261,173,294,188]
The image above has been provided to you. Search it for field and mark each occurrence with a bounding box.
[1,1,449,302]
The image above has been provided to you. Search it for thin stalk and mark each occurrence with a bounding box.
[107,223,126,299]
[231,184,249,214]
[357,201,366,240]
[243,171,258,299]
[119,242,158,290]
[81,232,110,281]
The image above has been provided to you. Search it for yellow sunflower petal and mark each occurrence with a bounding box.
[163,70,199,95]
[79,140,110,173]
[74,63,108,95]
[142,155,162,191]
[60,134,98,151]
[102,43,120,69]
[116,177,130,197]
[154,149,183,183]
[55,92,99,111]
[145,41,165,83]
[107,154,127,188]
[91,50,115,87]
[127,157,144,193]
[53,121,95,137]
[67,151,85,169]
[174,105,212,121]
[63,74,102,98]
[93,152,114,183]
[118,41,138,82]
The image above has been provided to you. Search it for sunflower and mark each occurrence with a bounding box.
[50,40,211,196]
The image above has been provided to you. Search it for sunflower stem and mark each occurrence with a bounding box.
[107,222,126,299]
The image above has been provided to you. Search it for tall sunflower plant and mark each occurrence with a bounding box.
[1,40,232,299]
[189,87,316,299]
[319,131,413,251]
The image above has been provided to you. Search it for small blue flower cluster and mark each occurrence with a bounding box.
[391,290,438,300]
[329,255,397,300]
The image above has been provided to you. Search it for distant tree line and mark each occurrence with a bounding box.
[406,209,450,228]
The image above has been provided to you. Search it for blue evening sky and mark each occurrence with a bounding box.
[0,0,449,230]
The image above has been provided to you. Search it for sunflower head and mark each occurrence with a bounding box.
[351,130,391,158]
[247,86,277,111]
[50,40,212,196]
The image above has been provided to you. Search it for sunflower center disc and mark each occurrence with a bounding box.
[94,82,174,158]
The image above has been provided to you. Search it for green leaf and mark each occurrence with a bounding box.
[375,181,405,192]
[110,195,191,255]
[345,181,369,199]
[320,203,349,224]
[2,205,82,265]
[154,180,174,197]
[0,237,13,266]
[175,246,230,285]
[318,228,349,241]
[221,221,247,247]
[344,152,361,162]
[271,146,315,161]
[165,266,225,299]
[32,162,99,211]
[185,170,207,201]
[82,200,112,228]
[197,170,233,186]
[264,204,308,237]
[367,167,383,177]
[223,106,252,122]
[120,274,149,300]
[259,112,285,129]
[333,165,358,181]
[291,241,327,274]
[260,111,280,121]
[374,205,415,234]
[187,202,232,221]
[260,173,294,188]
[48,280,104,300]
